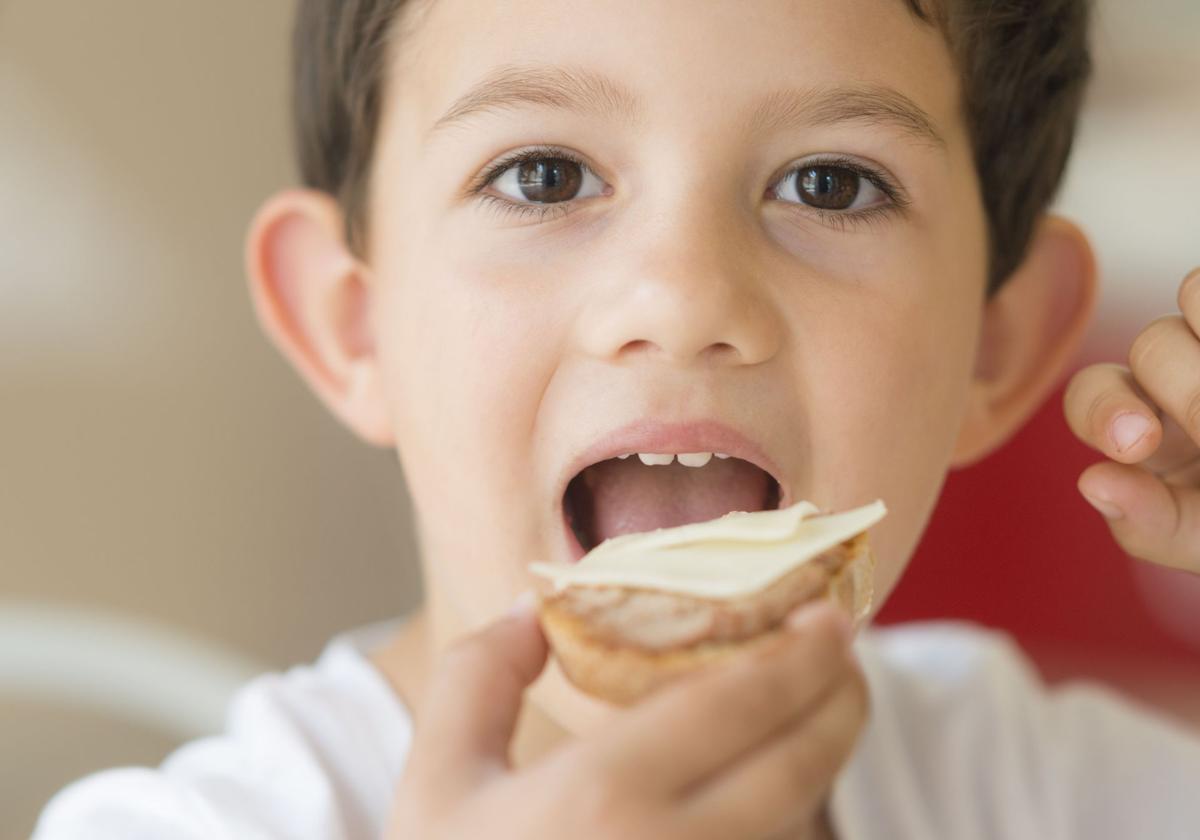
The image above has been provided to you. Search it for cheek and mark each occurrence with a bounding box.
[874,300,979,605]
[807,295,969,479]
[846,174,987,603]
[373,253,563,533]
[796,259,981,609]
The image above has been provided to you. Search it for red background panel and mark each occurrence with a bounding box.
[875,378,1200,669]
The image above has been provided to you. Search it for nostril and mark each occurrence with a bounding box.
[703,342,741,363]
[619,339,658,357]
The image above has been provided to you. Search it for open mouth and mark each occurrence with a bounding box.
[563,453,783,558]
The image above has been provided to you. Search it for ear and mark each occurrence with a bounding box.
[244,188,394,447]
[951,215,1098,467]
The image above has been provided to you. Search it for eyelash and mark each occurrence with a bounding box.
[467,144,911,228]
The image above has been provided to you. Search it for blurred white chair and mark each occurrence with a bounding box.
[0,600,266,740]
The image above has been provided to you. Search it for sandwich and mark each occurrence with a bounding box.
[528,499,886,706]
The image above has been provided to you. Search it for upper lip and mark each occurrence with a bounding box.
[556,418,790,510]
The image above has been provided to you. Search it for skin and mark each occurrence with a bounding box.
[1064,266,1200,569]
[381,599,862,840]
[237,0,1200,835]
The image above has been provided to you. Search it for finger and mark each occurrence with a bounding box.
[410,593,548,799]
[679,655,867,840]
[1062,362,1163,464]
[1175,266,1200,338]
[579,600,852,799]
[1144,414,1200,477]
[1078,460,1200,573]
[1128,314,1200,455]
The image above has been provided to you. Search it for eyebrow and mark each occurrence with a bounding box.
[426,63,946,150]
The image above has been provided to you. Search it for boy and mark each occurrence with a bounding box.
[34,0,1200,837]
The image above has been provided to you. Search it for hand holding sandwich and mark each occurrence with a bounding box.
[1064,266,1200,572]
[383,595,864,840]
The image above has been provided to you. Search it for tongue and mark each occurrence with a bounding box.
[577,457,773,546]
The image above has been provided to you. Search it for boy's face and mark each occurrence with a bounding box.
[364,0,985,721]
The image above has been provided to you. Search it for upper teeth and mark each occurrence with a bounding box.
[631,452,718,467]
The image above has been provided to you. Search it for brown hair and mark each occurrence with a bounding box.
[292,0,1091,297]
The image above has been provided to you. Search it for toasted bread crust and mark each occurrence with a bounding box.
[537,533,874,706]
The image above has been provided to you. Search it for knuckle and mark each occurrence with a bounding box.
[1184,390,1200,439]
[722,645,818,724]
[1064,364,1120,440]
[779,744,822,793]
[1129,315,1184,373]
[1065,362,1114,399]
[1162,493,1199,567]
[736,660,795,720]
[1111,528,1155,565]
[777,677,866,790]
[844,666,871,728]
[571,765,625,821]
[828,678,868,748]
[1176,504,1200,560]
[827,675,870,752]
[570,771,653,838]
[1083,389,1116,442]
[589,776,629,818]
[779,637,842,702]
[1061,367,1092,414]
[781,719,840,790]
[1180,269,1200,313]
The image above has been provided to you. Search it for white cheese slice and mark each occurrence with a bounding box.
[529,498,887,598]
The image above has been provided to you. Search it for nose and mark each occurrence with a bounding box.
[576,206,784,368]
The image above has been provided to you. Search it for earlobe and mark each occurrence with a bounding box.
[951,215,1098,467]
[244,188,394,447]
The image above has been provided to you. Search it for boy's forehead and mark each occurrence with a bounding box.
[392,0,961,151]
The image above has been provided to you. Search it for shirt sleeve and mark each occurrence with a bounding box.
[31,673,349,840]
[30,766,267,840]
[834,622,1200,840]
[31,639,411,840]
[1036,674,1200,838]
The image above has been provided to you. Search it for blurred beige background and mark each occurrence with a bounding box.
[1,1,1197,838]
[1,3,420,837]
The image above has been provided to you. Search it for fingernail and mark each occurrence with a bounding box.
[1111,413,1150,454]
[507,589,538,618]
[1081,491,1124,520]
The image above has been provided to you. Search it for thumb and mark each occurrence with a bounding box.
[414,590,548,794]
[1078,460,1200,572]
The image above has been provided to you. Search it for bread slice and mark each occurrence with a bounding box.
[537,530,874,706]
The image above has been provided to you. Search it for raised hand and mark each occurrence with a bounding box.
[1063,267,1200,571]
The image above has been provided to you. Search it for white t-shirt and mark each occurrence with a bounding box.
[31,618,1200,839]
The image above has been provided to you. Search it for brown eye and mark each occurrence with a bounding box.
[490,153,605,208]
[773,162,889,214]
[797,165,860,209]
[515,158,583,202]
